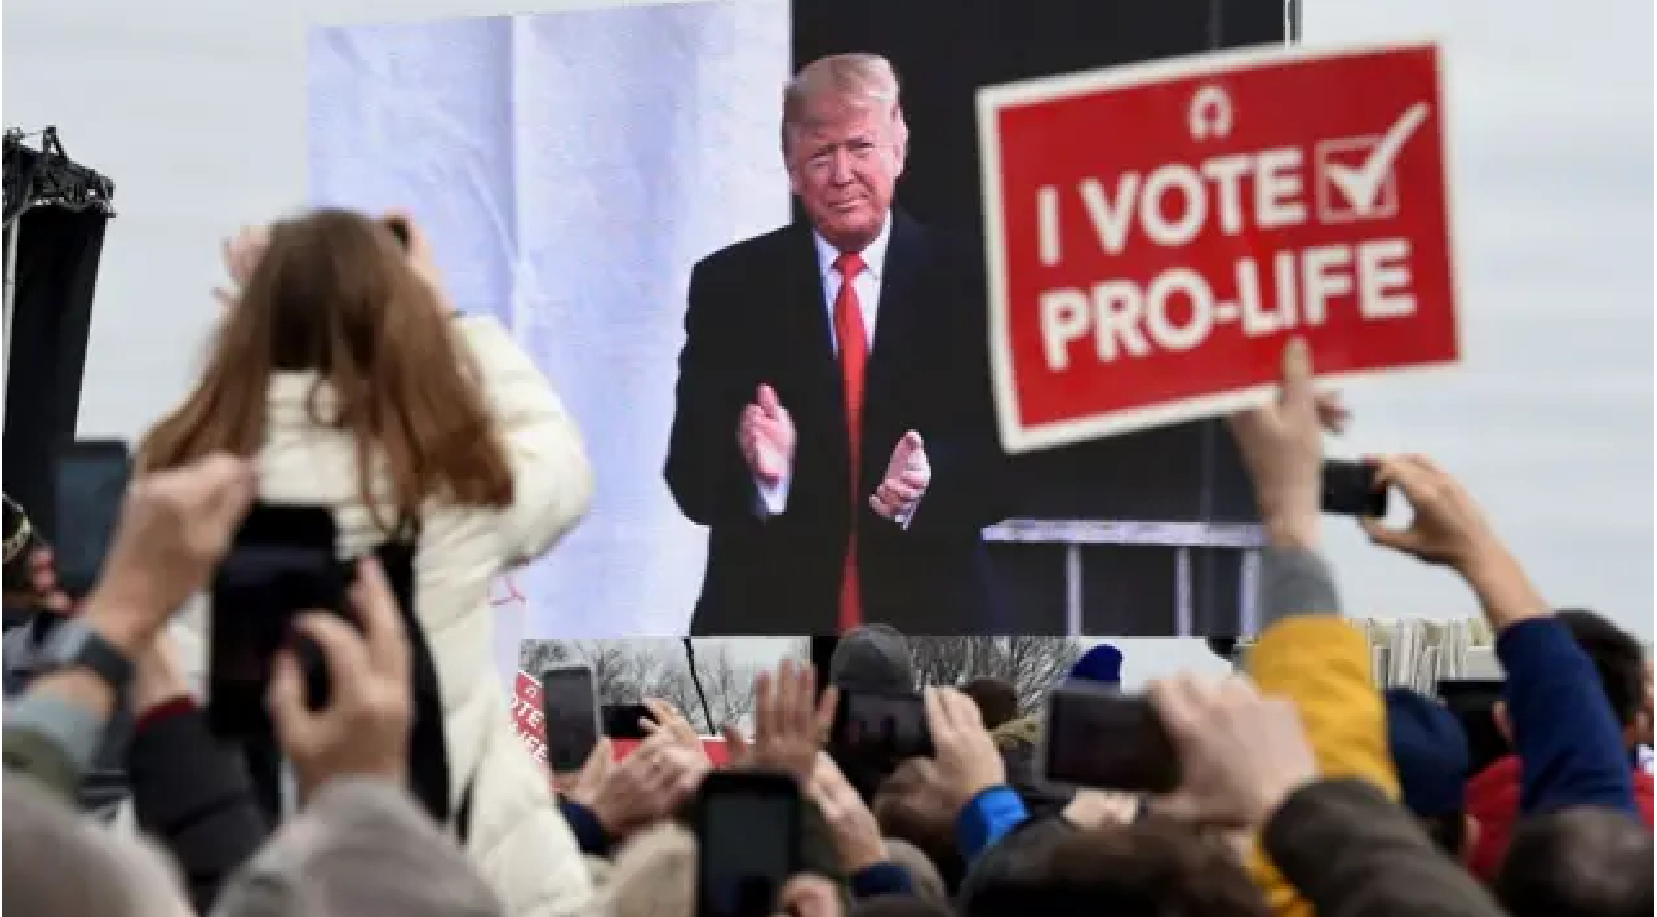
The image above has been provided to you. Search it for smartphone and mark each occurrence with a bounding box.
[1322,459,1389,518]
[1041,682,1181,793]
[830,689,933,766]
[1437,678,1508,776]
[52,440,132,598]
[602,703,658,741]
[694,770,804,917]
[542,665,601,773]
[207,503,347,737]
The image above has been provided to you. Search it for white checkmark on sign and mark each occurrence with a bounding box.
[1322,102,1431,217]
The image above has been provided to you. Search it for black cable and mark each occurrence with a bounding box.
[681,637,716,735]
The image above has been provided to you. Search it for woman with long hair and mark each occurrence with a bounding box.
[141,209,595,915]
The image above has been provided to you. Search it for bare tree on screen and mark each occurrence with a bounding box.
[906,636,1083,713]
[520,639,778,734]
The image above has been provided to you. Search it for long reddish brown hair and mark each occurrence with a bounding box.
[140,208,513,531]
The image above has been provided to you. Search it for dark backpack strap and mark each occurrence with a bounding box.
[455,776,477,845]
[376,533,457,829]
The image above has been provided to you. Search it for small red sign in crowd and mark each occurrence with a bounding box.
[511,669,729,769]
[977,41,1460,452]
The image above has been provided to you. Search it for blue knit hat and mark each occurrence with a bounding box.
[1070,644,1123,685]
[1385,687,1471,816]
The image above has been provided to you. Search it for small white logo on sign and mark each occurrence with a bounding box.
[1188,85,1234,141]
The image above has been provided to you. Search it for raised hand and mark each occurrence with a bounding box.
[1147,672,1317,829]
[923,686,1005,813]
[750,659,836,785]
[213,225,270,310]
[1359,454,1498,571]
[869,430,930,521]
[738,383,796,486]
[86,453,255,652]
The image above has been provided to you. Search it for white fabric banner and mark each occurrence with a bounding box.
[307,1,791,652]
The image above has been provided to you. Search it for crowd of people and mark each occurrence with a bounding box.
[0,200,1650,916]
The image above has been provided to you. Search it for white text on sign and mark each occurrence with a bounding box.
[1032,143,1419,371]
[1040,240,1414,370]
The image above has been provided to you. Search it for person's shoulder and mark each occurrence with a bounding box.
[893,212,984,272]
[694,223,800,275]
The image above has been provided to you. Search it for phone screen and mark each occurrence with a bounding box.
[542,667,600,773]
[1043,684,1180,793]
[1322,459,1389,518]
[696,773,802,917]
[1437,678,1508,776]
[831,690,933,763]
[53,441,132,597]
[208,504,344,737]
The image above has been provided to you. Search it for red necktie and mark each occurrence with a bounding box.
[833,251,869,632]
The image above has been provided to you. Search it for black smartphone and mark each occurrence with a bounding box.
[1041,682,1181,793]
[694,770,804,917]
[207,503,347,737]
[1437,678,1509,776]
[542,665,601,773]
[1322,459,1389,518]
[52,440,132,599]
[602,703,658,741]
[830,689,933,767]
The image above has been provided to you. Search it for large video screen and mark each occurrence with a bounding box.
[307,0,1261,638]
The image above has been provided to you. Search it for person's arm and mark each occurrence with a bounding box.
[848,861,914,898]
[127,698,269,914]
[556,797,614,858]
[954,785,1030,861]
[665,259,765,527]
[1496,617,1637,815]
[1264,778,1507,917]
[2,687,107,799]
[454,315,595,565]
[1244,547,1399,917]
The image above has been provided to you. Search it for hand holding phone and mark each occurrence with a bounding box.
[267,558,414,802]
[1041,683,1180,794]
[208,503,347,737]
[694,770,803,917]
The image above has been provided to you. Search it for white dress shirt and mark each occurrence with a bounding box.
[755,217,900,518]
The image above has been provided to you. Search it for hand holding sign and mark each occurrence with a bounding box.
[869,431,930,521]
[738,383,795,486]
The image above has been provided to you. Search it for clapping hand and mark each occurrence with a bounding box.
[739,384,796,487]
[868,431,930,522]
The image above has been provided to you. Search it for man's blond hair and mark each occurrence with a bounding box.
[782,53,907,154]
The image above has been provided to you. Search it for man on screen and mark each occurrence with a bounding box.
[666,53,1010,635]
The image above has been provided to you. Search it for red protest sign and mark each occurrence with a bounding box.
[977,41,1459,452]
[512,668,548,765]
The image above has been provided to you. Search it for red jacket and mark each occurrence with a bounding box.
[1466,754,1655,882]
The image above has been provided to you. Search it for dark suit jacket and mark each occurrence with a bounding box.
[666,211,1012,635]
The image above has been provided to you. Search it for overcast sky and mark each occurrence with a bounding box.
[3,0,1650,682]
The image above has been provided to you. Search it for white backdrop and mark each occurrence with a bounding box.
[308,2,790,641]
